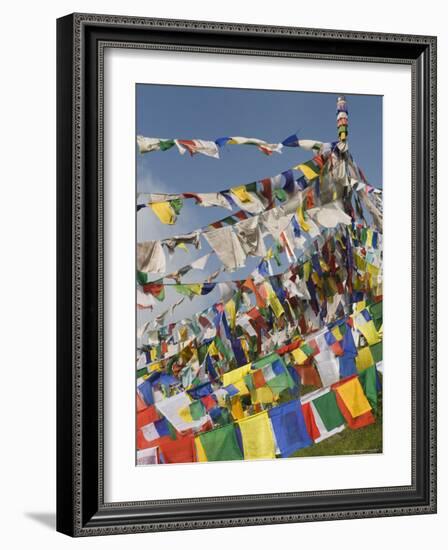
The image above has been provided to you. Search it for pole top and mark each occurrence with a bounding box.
[336,96,348,143]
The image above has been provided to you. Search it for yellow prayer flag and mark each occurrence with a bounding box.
[222,363,252,386]
[291,347,308,364]
[335,377,372,417]
[354,253,367,271]
[266,284,285,318]
[225,299,237,329]
[295,163,319,181]
[355,346,375,372]
[230,185,252,203]
[187,283,202,295]
[194,436,208,462]
[358,320,381,346]
[366,263,380,278]
[208,340,219,357]
[232,379,250,396]
[331,326,343,341]
[297,206,310,232]
[148,361,162,372]
[230,396,245,420]
[250,386,275,404]
[149,201,175,224]
[237,411,276,460]
[303,261,312,281]
[150,348,157,361]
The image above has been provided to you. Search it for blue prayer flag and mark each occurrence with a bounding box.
[138,379,154,406]
[269,400,312,457]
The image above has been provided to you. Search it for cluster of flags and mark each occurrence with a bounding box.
[137,349,381,463]
[136,96,383,465]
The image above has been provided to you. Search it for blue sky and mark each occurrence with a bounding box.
[136,85,382,328]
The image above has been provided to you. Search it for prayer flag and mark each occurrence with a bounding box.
[334,376,372,418]
[312,390,345,431]
[150,201,176,225]
[237,411,276,460]
[269,400,312,456]
[197,424,243,461]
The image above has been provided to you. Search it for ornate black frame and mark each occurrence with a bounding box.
[56,13,437,536]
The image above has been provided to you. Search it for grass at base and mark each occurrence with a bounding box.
[292,395,383,458]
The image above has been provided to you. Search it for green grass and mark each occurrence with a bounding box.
[292,394,383,458]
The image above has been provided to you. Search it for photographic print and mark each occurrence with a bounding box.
[135,85,383,466]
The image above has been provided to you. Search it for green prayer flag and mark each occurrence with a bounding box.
[189,400,205,421]
[159,139,175,151]
[266,372,291,397]
[244,373,255,392]
[170,198,184,215]
[274,188,288,202]
[214,335,233,362]
[252,352,281,370]
[300,342,314,356]
[215,408,231,426]
[136,367,148,379]
[370,301,383,321]
[370,342,383,363]
[199,424,243,461]
[359,366,378,413]
[222,216,237,226]
[137,270,149,284]
[313,391,345,431]
[174,284,193,298]
[167,420,177,440]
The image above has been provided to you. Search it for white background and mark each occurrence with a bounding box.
[0,0,445,548]
[104,49,412,501]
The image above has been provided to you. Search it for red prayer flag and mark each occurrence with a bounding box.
[243,277,266,308]
[253,369,266,389]
[302,402,321,441]
[137,404,160,430]
[158,433,196,463]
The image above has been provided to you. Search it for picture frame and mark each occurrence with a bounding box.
[56,13,437,536]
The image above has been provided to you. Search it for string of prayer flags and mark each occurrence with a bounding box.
[137,134,335,159]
